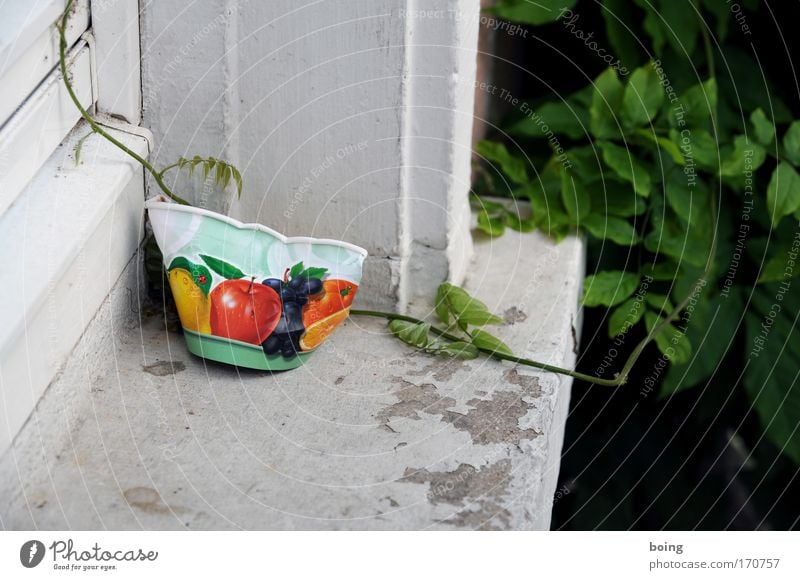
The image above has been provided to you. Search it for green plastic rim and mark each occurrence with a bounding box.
[182,329,310,371]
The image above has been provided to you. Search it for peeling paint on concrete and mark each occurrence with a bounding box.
[440,370,541,445]
[378,373,541,446]
[503,306,528,325]
[402,459,512,530]
[406,358,472,382]
[376,378,456,431]
[142,361,185,376]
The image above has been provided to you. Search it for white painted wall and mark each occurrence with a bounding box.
[140,0,479,309]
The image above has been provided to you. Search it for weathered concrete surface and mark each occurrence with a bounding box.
[0,229,583,530]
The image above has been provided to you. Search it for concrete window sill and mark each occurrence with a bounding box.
[0,227,584,530]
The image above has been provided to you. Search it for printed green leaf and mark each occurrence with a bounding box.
[199,255,245,280]
[301,266,329,280]
[289,262,305,278]
[470,329,514,356]
[621,64,664,128]
[590,68,625,139]
[476,140,528,184]
[750,108,776,145]
[168,257,213,295]
[389,320,431,349]
[608,297,646,337]
[599,141,652,197]
[767,161,800,227]
[582,271,641,307]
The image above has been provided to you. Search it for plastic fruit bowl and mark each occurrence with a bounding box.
[145,197,367,371]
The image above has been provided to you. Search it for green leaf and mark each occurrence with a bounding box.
[758,244,799,284]
[633,0,666,54]
[476,140,528,185]
[582,214,639,246]
[509,98,588,141]
[621,64,664,128]
[766,161,800,227]
[490,0,577,25]
[635,128,684,165]
[582,271,641,307]
[438,341,480,360]
[645,293,674,314]
[389,320,431,349]
[504,208,536,232]
[289,262,305,278]
[671,79,717,129]
[645,312,692,365]
[642,261,679,281]
[720,135,766,178]
[750,108,776,145]
[669,128,719,171]
[477,209,506,237]
[168,257,213,295]
[602,0,642,68]
[644,195,712,269]
[701,0,730,40]
[599,141,652,197]
[561,171,591,221]
[782,121,800,166]
[744,310,800,463]
[660,0,699,54]
[199,255,245,280]
[608,297,646,337]
[664,169,708,226]
[590,68,625,139]
[440,283,503,327]
[661,290,743,397]
[470,329,514,356]
[592,183,646,217]
[435,284,451,326]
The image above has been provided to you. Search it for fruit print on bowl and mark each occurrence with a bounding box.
[147,197,367,371]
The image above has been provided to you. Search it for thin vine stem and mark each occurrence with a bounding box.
[58,0,189,205]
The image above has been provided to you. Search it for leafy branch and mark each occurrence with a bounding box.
[353,280,681,388]
[57,0,243,205]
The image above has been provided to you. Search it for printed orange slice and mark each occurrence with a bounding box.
[299,308,350,351]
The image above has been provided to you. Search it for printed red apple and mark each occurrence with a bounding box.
[209,278,282,344]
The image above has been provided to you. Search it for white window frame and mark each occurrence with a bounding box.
[0,0,148,455]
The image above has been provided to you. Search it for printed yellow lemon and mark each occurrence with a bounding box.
[299,308,350,351]
[169,267,212,334]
